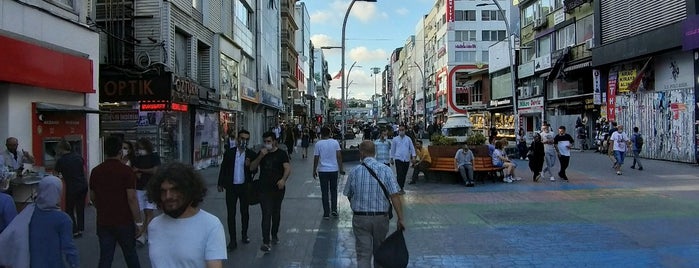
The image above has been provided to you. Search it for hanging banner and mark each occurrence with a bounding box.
[593,69,602,105]
[446,0,455,22]
[617,69,636,93]
[606,71,617,121]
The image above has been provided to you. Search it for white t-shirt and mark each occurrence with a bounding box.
[540,130,556,152]
[148,209,227,268]
[611,131,629,152]
[314,139,341,172]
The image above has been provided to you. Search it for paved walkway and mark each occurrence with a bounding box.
[74,139,699,267]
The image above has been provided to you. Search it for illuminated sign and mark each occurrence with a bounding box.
[140,102,168,111]
[171,102,189,112]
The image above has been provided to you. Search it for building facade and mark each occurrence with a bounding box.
[280,0,298,124]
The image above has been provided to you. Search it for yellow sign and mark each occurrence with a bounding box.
[617,69,636,93]
[513,0,520,5]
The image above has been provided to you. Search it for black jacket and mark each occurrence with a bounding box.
[218,147,257,189]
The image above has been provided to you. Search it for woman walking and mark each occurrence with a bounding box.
[528,133,545,182]
[301,127,311,158]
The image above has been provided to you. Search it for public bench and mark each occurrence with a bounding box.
[473,156,505,182]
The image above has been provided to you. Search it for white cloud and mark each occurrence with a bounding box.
[310,11,332,24]
[396,8,409,15]
[328,69,382,100]
[349,47,388,63]
[320,0,380,23]
[310,34,340,48]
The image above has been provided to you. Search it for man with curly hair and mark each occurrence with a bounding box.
[146,162,227,268]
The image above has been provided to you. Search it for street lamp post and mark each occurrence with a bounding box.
[409,62,427,139]
[477,0,518,133]
[341,0,377,148]
[371,67,381,124]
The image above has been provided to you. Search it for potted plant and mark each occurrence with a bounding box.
[427,134,459,158]
[466,132,491,157]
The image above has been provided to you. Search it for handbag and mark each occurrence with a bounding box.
[373,229,409,268]
[361,163,393,220]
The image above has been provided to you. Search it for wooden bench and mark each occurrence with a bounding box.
[429,157,456,172]
[473,156,505,182]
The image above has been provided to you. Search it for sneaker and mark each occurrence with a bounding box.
[260,244,271,253]
[534,174,541,182]
[630,166,635,169]
[512,177,522,181]
[503,177,513,183]
[323,215,330,220]
[331,211,339,217]
[549,177,555,182]
[616,171,622,175]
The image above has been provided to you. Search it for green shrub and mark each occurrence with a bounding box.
[431,135,457,146]
[466,132,486,145]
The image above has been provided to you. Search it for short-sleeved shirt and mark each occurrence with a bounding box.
[611,131,629,152]
[89,159,137,226]
[343,157,400,213]
[416,147,432,163]
[258,149,289,193]
[540,130,556,153]
[491,149,505,167]
[148,209,227,268]
[314,139,341,172]
[373,139,391,164]
[554,133,575,156]
[54,152,87,194]
[455,149,474,166]
[134,153,161,190]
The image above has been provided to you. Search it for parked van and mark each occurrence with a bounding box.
[441,114,474,143]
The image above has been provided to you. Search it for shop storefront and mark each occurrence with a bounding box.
[517,96,544,141]
[487,98,515,142]
[99,70,199,164]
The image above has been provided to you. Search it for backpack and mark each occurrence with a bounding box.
[635,134,644,149]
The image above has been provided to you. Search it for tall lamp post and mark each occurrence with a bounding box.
[341,0,378,148]
[371,67,381,124]
[409,62,427,138]
[477,0,518,133]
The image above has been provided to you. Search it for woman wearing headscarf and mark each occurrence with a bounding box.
[528,133,545,182]
[0,176,79,268]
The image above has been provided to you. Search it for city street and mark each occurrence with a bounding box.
[74,139,699,267]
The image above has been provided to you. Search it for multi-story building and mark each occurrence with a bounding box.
[592,0,696,163]
[389,48,403,120]
[0,0,100,171]
[280,0,298,123]
[312,48,331,124]
[294,2,311,126]
[381,65,393,119]
[257,0,283,131]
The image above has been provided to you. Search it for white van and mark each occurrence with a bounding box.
[441,114,474,143]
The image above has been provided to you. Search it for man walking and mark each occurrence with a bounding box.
[373,129,391,166]
[344,141,405,268]
[250,132,291,253]
[217,129,256,251]
[610,125,630,175]
[630,126,644,170]
[147,162,227,267]
[313,127,344,220]
[89,136,142,268]
[409,140,431,184]
[540,124,558,181]
[554,126,575,181]
[390,125,416,193]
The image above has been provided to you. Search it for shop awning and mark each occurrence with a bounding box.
[35,102,100,113]
[563,61,591,72]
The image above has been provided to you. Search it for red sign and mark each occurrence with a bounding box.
[171,102,189,112]
[140,102,168,111]
[606,72,617,122]
[446,0,455,22]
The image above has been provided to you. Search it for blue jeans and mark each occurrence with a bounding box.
[614,150,626,165]
[542,151,557,178]
[318,171,338,216]
[97,224,140,268]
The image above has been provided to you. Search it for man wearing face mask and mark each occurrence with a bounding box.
[249,132,291,253]
[374,129,391,166]
[217,129,256,251]
[390,125,416,193]
[146,162,227,267]
[132,138,161,246]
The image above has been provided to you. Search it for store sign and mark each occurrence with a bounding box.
[446,0,455,22]
[173,75,201,103]
[172,102,189,112]
[534,55,551,71]
[683,15,699,51]
[101,109,139,121]
[553,10,565,25]
[518,97,543,109]
[455,42,476,50]
[592,69,602,105]
[100,73,172,102]
[584,98,595,109]
[607,71,617,121]
[140,102,168,111]
[489,98,512,107]
[655,51,693,90]
[617,69,636,93]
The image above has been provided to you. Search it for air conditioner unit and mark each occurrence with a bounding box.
[585,39,595,50]
[534,18,546,29]
[532,85,541,95]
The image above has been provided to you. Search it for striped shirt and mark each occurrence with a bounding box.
[343,157,400,213]
[373,138,391,164]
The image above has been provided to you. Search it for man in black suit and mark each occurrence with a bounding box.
[217,129,257,251]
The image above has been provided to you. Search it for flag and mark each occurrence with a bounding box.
[333,68,343,80]
[627,57,653,92]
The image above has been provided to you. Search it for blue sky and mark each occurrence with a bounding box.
[304,0,435,100]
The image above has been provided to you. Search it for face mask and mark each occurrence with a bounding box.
[122,149,129,156]
[399,131,405,136]
[138,149,147,156]
[164,202,190,219]
[264,144,273,150]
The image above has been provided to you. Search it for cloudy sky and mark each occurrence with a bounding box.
[305,0,434,100]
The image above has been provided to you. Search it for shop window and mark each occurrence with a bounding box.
[576,15,594,43]
[555,24,576,50]
[241,55,253,78]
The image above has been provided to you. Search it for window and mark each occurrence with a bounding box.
[555,24,576,50]
[540,0,553,15]
[455,30,476,41]
[482,30,506,41]
[576,15,593,43]
[481,10,504,21]
[471,86,482,103]
[481,51,489,62]
[241,55,253,77]
[235,0,251,29]
[455,10,476,21]
[537,34,552,57]
[197,41,211,86]
[175,31,190,76]
[455,51,476,62]
[520,41,535,62]
[522,4,535,25]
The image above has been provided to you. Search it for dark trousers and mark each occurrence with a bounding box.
[558,155,570,179]
[318,171,338,216]
[411,161,431,182]
[97,224,140,268]
[65,189,87,233]
[395,160,410,189]
[260,190,285,244]
[225,184,249,242]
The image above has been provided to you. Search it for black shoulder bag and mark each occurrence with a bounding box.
[361,163,394,220]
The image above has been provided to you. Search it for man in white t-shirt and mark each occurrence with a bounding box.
[539,124,558,181]
[147,163,227,268]
[610,125,630,175]
[313,127,345,219]
[554,126,575,181]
